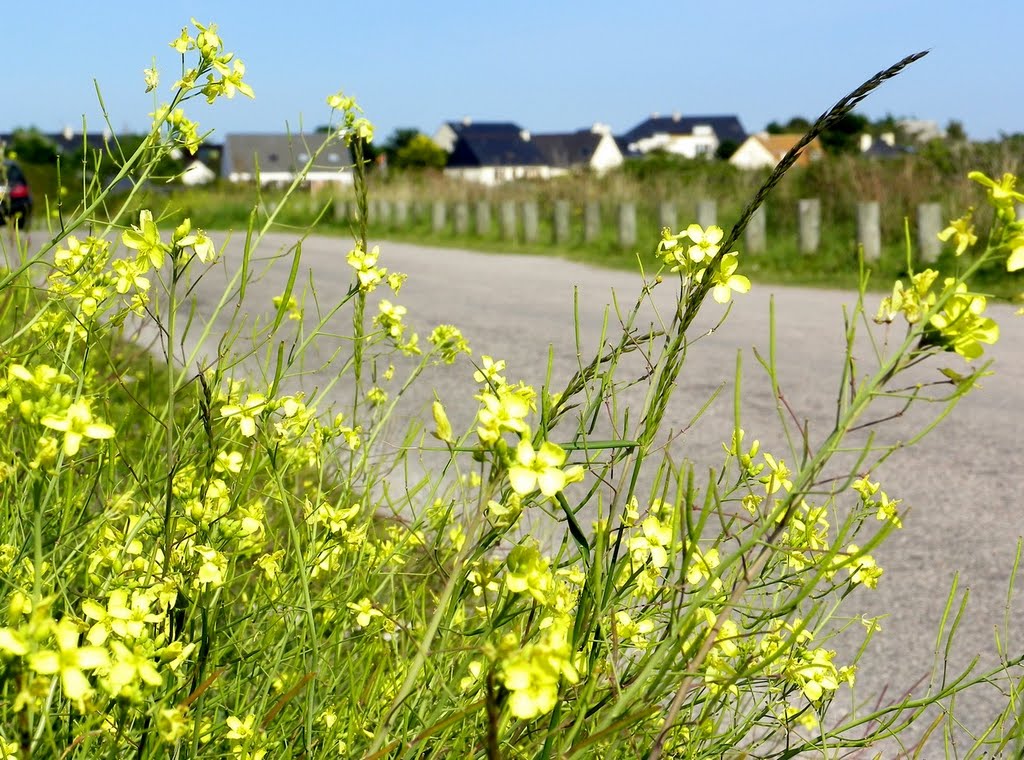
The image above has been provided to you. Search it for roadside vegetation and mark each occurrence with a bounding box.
[0,24,1021,759]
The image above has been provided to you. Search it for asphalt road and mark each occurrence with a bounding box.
[151,232,1023,754]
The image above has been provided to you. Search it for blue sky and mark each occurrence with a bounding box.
[4,1,1020,143]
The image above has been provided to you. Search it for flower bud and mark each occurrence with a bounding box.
[432,399,453,444]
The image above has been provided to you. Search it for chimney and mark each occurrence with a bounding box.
[62,125,74,141]
[880,131,895,146]
[672,111,681,122]
[520,129,531,142]
[859,133,873,152]
[461,116,472,126]
[650,111,660,119]
[591,122,611,135]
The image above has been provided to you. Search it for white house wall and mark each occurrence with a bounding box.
[444,165,563,185]
[729,138,776,170]
[228,170,353,186]
[631,133,719,159]
[590,134,624,173]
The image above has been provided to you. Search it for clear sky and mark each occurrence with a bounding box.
[4,1,1020,143]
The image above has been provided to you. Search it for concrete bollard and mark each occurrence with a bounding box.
[394,199,409,227]
[500,200,517,242]
[798,198,821,254]
[522,201,539,244]
[618,202,637,248]
[697,199,717,229]
[454,202,470,236]
[745,206,766,254]
[658,201,677,232]
[475,201,491,237]
[584,201,601,243]
[554,200,571,244]
[917,203,942,263]
[431,200,447,233]
[857,201,881,262]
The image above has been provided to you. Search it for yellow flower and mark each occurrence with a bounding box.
[28,618,110,708]
[709,253,751,304]
[937,210,978,255]
[509,439,580,498]
[473,355,507,387]
[169,28,194,54]
[504,542,552,603]
[221,393,267,437]
[103,641,163,698]
[40,400,115,456]
[347,598,382,628]
[121,210,169,270]
[476,387,531,445]
[628,515,673,569]
[686,223,724,263]
[760,453,793,495]
[225,713,256,742]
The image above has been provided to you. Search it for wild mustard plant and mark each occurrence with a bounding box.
[0,25,1020,760]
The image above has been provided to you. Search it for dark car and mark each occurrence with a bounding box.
[0,160,32,229]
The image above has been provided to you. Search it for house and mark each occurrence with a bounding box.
[619,113,747,158]
[898,119,945,143]
[433,119,523,153]
[859,132,913,158]
[221,133,353,187]
[531,124,623,175]
[729,132,825,170]
[181,159,216,186]
[438,120,555,185]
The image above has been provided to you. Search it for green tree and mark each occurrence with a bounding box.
[393,134,447,170]
[8,128,58,165]
[715,139,739,160]
[382,127,420,156]
[946,119,967,143]
[820,112,870,154]
[766,116,812,134]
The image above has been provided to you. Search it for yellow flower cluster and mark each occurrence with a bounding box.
[658,223,751,303]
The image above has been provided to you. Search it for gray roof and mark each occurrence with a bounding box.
[222,133,352,177]
[621,115,747,147]
[531,131,603,168]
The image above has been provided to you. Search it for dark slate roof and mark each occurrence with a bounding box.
[222,133,352,176]
[620,115,747,146]
[615,136,642,159]
[446,121,523,138]
[531,131,603,168]
[446,131,548,168]
[863,140,914,158]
